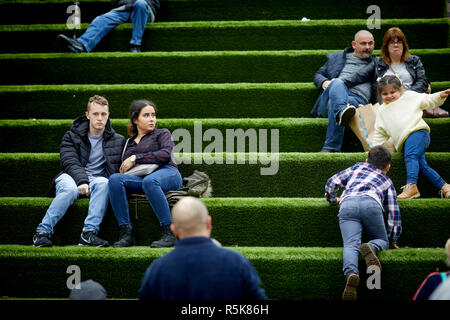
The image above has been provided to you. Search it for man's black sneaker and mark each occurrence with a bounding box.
[129,44,141,52]
[33,232,52,247]
[57,34,86,53]
[79,231,109,247]
[338,104,356,126]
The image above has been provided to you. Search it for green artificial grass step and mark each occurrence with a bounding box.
[0,49,448,85]
[1,197,449,248]
[1,19,448,53]
[0,245,447,300]
[0,82,448,119]
[1,152,449,198]
[0,0,446,25]
[1,118,450,153]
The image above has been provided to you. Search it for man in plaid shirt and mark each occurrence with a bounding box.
[325,145,401,300]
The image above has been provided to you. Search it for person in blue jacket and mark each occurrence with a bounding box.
[311,30,377,153]
[138,196,267,300]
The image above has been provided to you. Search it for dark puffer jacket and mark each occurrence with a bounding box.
[49,115,125,195]
[311,46,377,117]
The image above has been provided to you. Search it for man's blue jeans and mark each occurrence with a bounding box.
[338,195,389,277]
[316,79,367,152]
[36,173,110,235]
[77,0,154,52]
[108,165,183,227]
[403,129,446,189]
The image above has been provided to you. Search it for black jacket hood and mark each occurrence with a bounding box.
[70,115,115,140]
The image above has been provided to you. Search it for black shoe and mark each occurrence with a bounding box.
[78,231,109,247]
[113,225,136,248]
[130,44,141,53]
[57,34,86,53]
[33,232,52,247]
[150,225,177,248]
[338,104,356,126]
[320,148,340,153]
[342,273,359,300]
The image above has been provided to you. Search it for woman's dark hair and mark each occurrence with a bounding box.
[127,99,157,136]
[377,75,403,102]
[368,145,391,170]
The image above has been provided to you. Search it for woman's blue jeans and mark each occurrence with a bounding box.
[338,195,389,277]
[403,129,446,189]
[109,165,183,227]
[77,0,154,52]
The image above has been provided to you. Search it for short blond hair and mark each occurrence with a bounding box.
[87,95,109,111]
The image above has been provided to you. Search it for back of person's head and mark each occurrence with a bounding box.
[368,145,391,171]
[171,196,210,238]
[87,95,109,111]
[69,279,107,300]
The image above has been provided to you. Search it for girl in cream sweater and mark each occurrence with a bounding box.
[372,75,450,199]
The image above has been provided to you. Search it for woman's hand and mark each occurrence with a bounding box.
[120,155,136,173]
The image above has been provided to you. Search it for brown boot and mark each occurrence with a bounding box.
[439,183,450,199]
[342,273,359,300]
[397,184,420,199]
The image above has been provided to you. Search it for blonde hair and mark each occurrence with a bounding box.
[87,95,109,111]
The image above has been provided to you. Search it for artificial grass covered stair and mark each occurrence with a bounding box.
[0,0,449,301]
[0,245,447,300]
[1,197,449,248]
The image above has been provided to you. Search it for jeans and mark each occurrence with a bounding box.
[109,165,183,227]
[338,195,389,277]
[403,129,446,189]
[37,173,110,235]
[316,79,367,151]
[77,0,154,52]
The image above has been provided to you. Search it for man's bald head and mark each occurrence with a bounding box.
[171,197,211,239]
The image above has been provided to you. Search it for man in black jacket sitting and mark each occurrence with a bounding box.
[58,0,160,52]
[32,95,125,247]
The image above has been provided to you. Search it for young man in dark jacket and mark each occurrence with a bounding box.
[311,30,377,153]
[58,0,160,52]
[33,95,125,247]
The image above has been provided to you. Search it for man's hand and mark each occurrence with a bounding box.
[389,243,399,249]
[426,84,431,94]
[120,155,136,174]
[77,184,90,197]
[322,80,332,90]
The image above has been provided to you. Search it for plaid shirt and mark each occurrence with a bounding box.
[123,128,177,168]
[325,162,401,244]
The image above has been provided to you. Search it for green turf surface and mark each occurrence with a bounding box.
[1,19,448,53]
[0,0,446,25]
[0,245,446,300]
[1,118,449,153]
[0,49,448,84]
[0,152,449,198]
[1,197,449,248]
[1,82,448,119]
